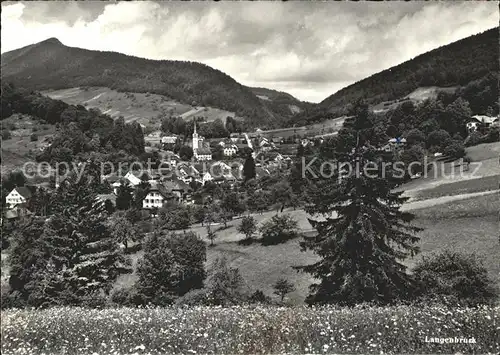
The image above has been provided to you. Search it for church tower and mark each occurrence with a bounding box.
[192,121,199,151]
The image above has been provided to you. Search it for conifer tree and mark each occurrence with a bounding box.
[243,155,256,182]
[299,102,422,305]
[115,181,134,210]
[29,163,130,304]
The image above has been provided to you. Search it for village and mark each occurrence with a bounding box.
[2,3,499,353]
[4,112,499,223]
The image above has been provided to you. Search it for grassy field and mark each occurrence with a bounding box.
[113,193,500,304]
[1,114,55,175]
[413,175,499,200]
[253,116,347,139]
[43,87,236,127]
[2,305,497,354]
[398,141,500,199]
[371,86,458,113]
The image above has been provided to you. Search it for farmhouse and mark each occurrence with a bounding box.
[471,115,498,126]
[6,186,34,209]
[142,185,169,209]
[4,205,32,222]
[163,179,191,202]
[466,121,479,132]
[271,137,283,145]
[467,115,499,132]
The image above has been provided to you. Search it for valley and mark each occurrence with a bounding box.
[1,3,499,353]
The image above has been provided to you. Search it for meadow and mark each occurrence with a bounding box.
[1,114,55,175]
[2,305,498,355]
[254,116,346,139]
[43,87,236,127]
[113,192,500,305]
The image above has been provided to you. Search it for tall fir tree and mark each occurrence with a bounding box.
[299,101,422,305]
[243,154,256,182]
[115,181,134,210]
[50,167,130,300]
[9,162,130,306]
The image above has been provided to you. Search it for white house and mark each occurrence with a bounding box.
[471,115,498,126]
[6,187,33,209]
[142,186,168,209]
[202,172,213,185]
[124,171,142,186]
[111,171,143,194]
[223,145,238,157]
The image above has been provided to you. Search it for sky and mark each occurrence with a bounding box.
[1,1,498,103]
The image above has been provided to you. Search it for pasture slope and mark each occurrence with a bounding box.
[371,86,459,113]
[1,114,56,175]
[43,87,236,127]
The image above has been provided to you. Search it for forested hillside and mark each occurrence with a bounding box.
[1,83,145,163]
[246,86,315,118]
[1,38,284,127]
[319,27,499,116]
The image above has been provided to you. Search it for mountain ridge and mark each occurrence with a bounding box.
[318,27,499,115]
[1,38,298,128]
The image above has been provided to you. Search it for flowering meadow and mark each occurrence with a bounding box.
[2,305,498,354]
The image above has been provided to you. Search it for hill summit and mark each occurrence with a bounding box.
[1,39,305,128]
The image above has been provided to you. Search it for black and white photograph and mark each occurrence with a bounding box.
[1,1,499,354]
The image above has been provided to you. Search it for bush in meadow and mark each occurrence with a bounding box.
[177,257,250,306]
[135,231,206,305]
[413,250,498,306]
[260,214,300,245]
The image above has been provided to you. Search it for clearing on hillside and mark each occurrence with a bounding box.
[43,87,236,127]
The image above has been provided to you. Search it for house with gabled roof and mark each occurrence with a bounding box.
[194,147,212,161]
[6,186,35,209]
[142,184,170,209]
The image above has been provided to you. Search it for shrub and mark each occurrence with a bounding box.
[135,231,206,305]
[273,278,296,302]
[405,128,426,146]
[110,287,146,306]
[249,289,272,304]
[1,290,26,309]
[1,129,12,140]
[465,131,483,147]
[203,257,249,305]
[413,250,498,305]
[178,257,249,306]
[260,214,300,245]
[443,140,465,159]
[483,127,499,143]
[426,129,451,150]
[30,133,38,142]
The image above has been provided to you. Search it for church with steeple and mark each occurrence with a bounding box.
[192,121,201,150]
[192,121,212,161]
